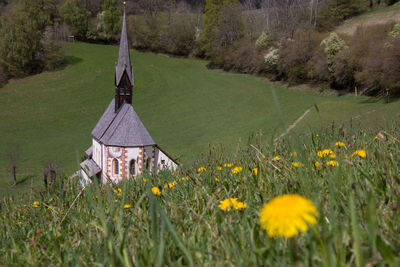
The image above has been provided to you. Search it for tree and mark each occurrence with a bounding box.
[6,144,20,186]
[60,0,91,37]
[102,0,122,38]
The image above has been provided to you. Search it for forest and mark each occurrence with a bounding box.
[1,0,400,95]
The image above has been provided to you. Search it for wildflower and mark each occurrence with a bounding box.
[32,201,39,208]
[314,162,322,169]
[152,187,161,196]
[123,204,131,209]
[47,205,52,210]
[114,188,122,196]
[143,179,148,182]
[217,166,222,171]
[49,197,54,202]
[18,222,22,225]
[23,204,27,207]
[259,194,318,238]
[94,195,98,199]
[224,163,233,168]
[330,153,336,159]
[218,198,247,211]
[273,156,280,161]
[316,134,319,137]
[352,150,367,158]
[335,142,345,147]
[197,167,206,172]
[317,149,333,158]
[164,182,176,189]
[232,166,243,174]
[326,160,339,167]
[291,152,298,157]
[181,177,187,180]
[292,162,303,167]
[252,168,258,175]
[215,177,220,182]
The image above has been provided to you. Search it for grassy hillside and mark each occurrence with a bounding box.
[0,42,399,197]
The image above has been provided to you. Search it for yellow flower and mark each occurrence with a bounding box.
[224,163,233,168]
[217,166,222,171]
[215,177,220,182]
[152,187,161,196]
[316,134,319,137]
[23,204,27,207]
[335,142,345,147]
[47,205,52,210]
[326,160,339,167]
[330,153,336,159]
[18,222,22,225]
[259,194,318,238]
[181,177,187,180]
[374,136,380,140]
[32,201,39,208]
[352,150,367,158]
[314,162,322,169]
[291,152,298,157]
[218,198,247,211]
[232,166,243,174]
[252,168,258,175]
[164,182,176,189]
[123,204,131,209]
[273,156,280,161]
[114,188,122,196]
[197,166,206,172]
[291,162,303,167]
[317,149,333,158]
[143,178,148,182]
[49,197,54,202]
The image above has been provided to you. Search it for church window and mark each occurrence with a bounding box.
[114,159,119,175]
[146,158,150,170]
[130,160,136,175]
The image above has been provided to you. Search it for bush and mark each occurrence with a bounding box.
[390,21,400,38]
[255,31,274,50]
[263,48,279,72]
[321,32,348,73]
[0,64,7,87]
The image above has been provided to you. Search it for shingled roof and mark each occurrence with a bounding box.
[91,99,156,147]
[115,10,133,87]
[80,158,101,177]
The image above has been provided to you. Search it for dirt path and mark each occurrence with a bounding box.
[274,108,311,142]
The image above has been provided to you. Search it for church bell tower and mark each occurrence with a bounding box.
[115,3,133,112]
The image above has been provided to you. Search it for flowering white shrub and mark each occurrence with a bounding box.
[256,31,274,49]
[264,49,279,70]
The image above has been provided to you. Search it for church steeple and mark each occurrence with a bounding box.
[115,2,133,112]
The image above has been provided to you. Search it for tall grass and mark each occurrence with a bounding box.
[0,124,399,266]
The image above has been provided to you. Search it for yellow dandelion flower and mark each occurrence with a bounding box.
[259,194,318,238]
[326,160,339,167]
[252,168,258,174]
[330,153,336,159]
[215,177,220,182]
[143,178,148,182]
[152,187,161,196]
[123,204,132,209]
[164,182,176,189]
[49,197,54,202]
[352,150,367,158]
[47,205,52,210]
[219,198,237,211]
[335,142,345,147]
[114,188,122,196]
[314,162,322,169]
[197,166,206,172]
[317,149,333,157]
[292,162,303,167]
[224,163,233,168]
[273,156,280,161]
[32,201,39,208]
[316,134,319,137]
[181,177,187,180]
[18,222,22,225]
[374,136,380,140]
[23,204,27,207]
[232,166,243,174]
[217,166,222,171]
[234,201,247,211]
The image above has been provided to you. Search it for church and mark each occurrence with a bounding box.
[80,8,178,184]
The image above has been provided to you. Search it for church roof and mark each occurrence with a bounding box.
[91,99,156,147]
[85,146,92,157]
[115,10,133,87]
[80,158,101,177]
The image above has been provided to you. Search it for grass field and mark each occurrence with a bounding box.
[0,42,399,197]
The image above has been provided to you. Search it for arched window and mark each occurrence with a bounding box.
[113,159,119,175]
[146,158,150,170]
[130,160,136,175]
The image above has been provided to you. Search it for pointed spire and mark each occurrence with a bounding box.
[115,2,133,87]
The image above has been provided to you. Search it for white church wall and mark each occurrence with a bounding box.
[155,148,178,172]
[92,139,102,166]
[125,147,141,176]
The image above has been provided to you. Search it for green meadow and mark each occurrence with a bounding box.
[0,42,399,197]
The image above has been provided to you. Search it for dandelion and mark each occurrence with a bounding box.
[314,162,322,169]
[326,160,339,167]
[224,163,233,168]
[123,204,131,209]
[330,153,336,159]
[259,194,318,238]
[317,149,333,158]
[32,201,39,208]
[114,188,122,196]
[49,197,54,202]
[252,168,258,175]
[18,222,22,225]
[273,156,280,161]
[316,134,319,137]
[23,204,27,207]
[335,142,345,147]
[352,150,367,158]
[181,177,187,180]
[47,205,52,210]
[197,167,206,172]
[164,182,176,189]
[292,162,303,167]
[218,198,247,211]
[217,166,222,171]
[143,178,148,182]
[215,177,220,182]
[232,167,243,174]
[152,187,161,196]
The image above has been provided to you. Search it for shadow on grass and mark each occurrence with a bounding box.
[16,175,35,186]
[65,55,83,66]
